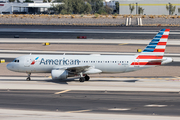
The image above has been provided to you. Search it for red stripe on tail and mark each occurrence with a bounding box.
[136,55,163,59]
[153,49,165,52]
[161,35,168,39]
[157,42,166,45]
[131,62,161,65]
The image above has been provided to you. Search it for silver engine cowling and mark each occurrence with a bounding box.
[51,69,68,80]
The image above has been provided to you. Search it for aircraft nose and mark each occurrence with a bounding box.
[6,63,13,70]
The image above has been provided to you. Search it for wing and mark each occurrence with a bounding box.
[53,65,102,74]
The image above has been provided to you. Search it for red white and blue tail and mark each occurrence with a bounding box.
[131,29,170,66]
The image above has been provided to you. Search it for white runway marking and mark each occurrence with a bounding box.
[144,104,167,107]
[108,108,131,111]
[54,90,71,94]
[66,109,91,113]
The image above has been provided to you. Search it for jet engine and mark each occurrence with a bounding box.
[51,69,68,80]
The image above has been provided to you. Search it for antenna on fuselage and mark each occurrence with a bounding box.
[63,53,65,55]
[30,53,32,55]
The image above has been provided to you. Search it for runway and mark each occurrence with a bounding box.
[0,38,180,46]
[0,26,180,39]
[0,28,180,119]
[0,77,180,117]
[1,89,180,116]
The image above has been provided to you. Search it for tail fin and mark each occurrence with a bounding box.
[137,29,170,59]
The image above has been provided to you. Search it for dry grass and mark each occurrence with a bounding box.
[171,16,177,19]
[123,15,127,18]
[112,16,117,19]
[1,14,179,20]
[149,15,155,18]
[141,15,146,18]
[158,15,162,18]
[71,15,75,18]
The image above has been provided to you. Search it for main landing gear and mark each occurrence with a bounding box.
[79,73,90,82]
[26,73,31,81]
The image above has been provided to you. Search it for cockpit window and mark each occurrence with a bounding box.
[13,59,19,63]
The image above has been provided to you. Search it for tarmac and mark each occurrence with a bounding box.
[0,28,180,119]
[1,109,180,120]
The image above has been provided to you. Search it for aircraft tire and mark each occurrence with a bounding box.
[79,77,85,82]
[26,77,31,81]
[85,75,90,81]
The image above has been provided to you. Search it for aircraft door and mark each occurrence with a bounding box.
[24,57,31,67]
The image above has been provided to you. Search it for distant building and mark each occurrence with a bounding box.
[0,2,62,14]
[118,0,180,15]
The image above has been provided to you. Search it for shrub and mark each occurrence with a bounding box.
[123,15,127,18]
[171,16,176,19]
[141,15,146,18]
[158,15,162,18]
[94,13,99,18]
[149,15,155,18]
[113,16,117,19]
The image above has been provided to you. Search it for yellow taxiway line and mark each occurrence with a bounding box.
[54,90,71,94]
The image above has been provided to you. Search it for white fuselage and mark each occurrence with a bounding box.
[7,54,151,74]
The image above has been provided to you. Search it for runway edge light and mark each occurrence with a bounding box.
[42,42,50,46]
[137,49,142,52]
[0,59,5,63]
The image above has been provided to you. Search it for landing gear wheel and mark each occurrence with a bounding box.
[26,77,31,81]
[84,75,90,81]
[79,77,85,82]
[26,73,31,81]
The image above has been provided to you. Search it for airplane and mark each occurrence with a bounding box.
[6,29,173,82]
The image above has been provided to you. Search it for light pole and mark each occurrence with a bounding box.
[136,2,138,15]
[169,2,171,15]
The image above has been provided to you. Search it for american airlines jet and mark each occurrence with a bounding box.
[6,29,172,82]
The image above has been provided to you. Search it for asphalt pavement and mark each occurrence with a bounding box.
[0,26,180,39]
[0,89,180,116]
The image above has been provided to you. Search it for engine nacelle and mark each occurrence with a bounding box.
[51,69,68,80]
